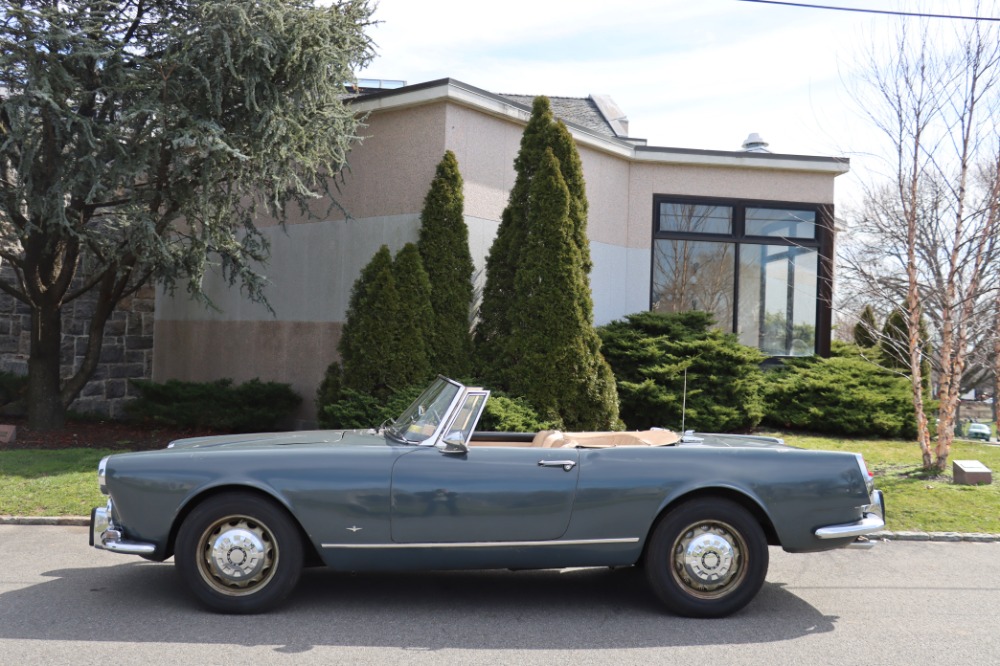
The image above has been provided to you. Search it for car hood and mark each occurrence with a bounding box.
[165,429,384,450]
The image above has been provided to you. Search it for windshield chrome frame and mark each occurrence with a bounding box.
[385,376,468,447]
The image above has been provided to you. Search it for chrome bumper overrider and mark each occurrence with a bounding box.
[814,490,886,543]
[90,502,156,556]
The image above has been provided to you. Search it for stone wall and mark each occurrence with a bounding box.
[0,273,154,419]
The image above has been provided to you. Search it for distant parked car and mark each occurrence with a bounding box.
[967,422,991,441]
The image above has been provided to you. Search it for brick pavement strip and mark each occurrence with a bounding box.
[2,516,999,542]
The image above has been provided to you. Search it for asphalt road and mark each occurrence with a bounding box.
[1,525,998,665]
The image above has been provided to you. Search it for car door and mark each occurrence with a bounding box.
[389,445,580,543]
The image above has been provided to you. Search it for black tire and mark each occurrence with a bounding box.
[645,497,768,618]
[175,492,304,614]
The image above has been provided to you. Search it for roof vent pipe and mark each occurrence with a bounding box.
[741,132,771,152]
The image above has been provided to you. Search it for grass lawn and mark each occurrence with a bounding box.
[0,449,114,517]
[773,432,1000,534]
[3,435,1000,534]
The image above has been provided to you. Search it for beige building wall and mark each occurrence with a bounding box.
[154,84,845,425]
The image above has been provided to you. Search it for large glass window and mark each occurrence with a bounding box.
[659,203,732,235]
[738,245,818,356]
[652,198,829,357]
[652,240,735,327]
[745,207,816,239]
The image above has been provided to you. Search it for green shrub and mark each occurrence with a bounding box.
[0,371,27,410]
[315,362,345,418]
[762,350,921,438]
[598,311,766,431]
[318,384,425,430]
[477,392,561,432]
[128,378,301,432]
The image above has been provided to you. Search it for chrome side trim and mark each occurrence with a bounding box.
[90,504,157,556]
[321,537,640,550]
[815,490,885,540]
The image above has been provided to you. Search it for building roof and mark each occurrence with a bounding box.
[498,95,619,138]
[348,78,850,175]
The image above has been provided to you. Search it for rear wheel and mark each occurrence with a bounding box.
[175,492,303,613]
[645,498,768,618]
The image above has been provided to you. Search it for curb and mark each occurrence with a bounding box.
[869,530,1000,543]
[1,516,90,526]
[3,517,1000,542]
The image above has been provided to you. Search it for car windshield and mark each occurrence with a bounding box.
[385,378,461,444]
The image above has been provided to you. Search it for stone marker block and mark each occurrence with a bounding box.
[953,459,992,485]
[0,425,15,444]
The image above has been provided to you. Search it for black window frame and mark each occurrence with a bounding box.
[651,194,834,358]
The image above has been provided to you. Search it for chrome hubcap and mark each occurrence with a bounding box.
[198,517,277,596]
[210,528,267,584]
[672,521,744,597]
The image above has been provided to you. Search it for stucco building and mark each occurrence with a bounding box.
[145,78,849,422]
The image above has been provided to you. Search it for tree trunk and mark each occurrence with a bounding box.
[27,304,66,429]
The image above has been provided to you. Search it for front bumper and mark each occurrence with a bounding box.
[90,501,157,556]
[814,489,886,542]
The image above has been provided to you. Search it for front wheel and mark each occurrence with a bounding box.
[645,498,768,618]
[175,492,303,613]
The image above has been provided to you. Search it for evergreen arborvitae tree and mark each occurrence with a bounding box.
[338,246,405,398]
[549,119,592,274]
[417,151,474,377]
[880,306,931,380]
[503,148,619,429]
[392,243,434,384]
[475,97,558,372]
[476,96,618,429]
[853,304,880,348]
[880,307,912,369]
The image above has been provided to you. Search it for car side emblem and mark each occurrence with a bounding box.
[347,526,363,533]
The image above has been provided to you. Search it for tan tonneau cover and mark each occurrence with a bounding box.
[531,429,680,448]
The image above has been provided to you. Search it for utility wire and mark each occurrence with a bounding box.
[736,0,1000,21]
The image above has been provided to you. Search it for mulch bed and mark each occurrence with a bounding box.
[1,418,217,451]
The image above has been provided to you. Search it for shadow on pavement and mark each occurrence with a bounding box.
[0,562,836,652]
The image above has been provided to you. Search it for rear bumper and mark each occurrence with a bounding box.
[90,501,156,556]
[814,490,886,541]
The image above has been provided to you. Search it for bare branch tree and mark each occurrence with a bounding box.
[842,16,1000,470]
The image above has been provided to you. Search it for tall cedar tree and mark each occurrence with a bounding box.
[391,243,434,384]
[853,305,880,348]
[501,148,619,429]
[416,151,475,376]
[0,0,375,427]
[338,246,407,398]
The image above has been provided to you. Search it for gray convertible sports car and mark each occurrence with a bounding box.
[90,376,885,617]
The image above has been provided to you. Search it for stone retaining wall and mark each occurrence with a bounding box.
[0,271,154,419]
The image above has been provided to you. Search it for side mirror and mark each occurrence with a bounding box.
[439,435,468,455]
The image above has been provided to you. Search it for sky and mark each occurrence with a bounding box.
[357,0,1000,212]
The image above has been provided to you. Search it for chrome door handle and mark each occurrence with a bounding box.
[538,460,577,472]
